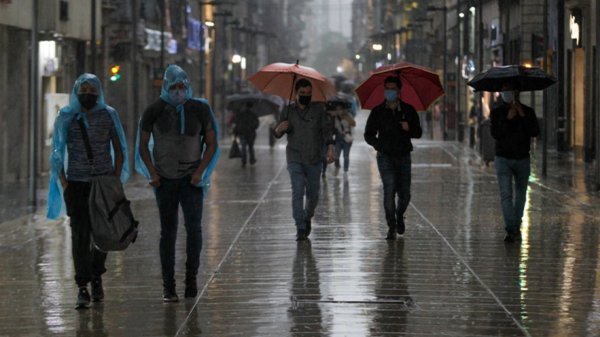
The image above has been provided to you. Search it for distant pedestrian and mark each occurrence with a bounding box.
[321,107,336,178]
[469,99,482,148]
[332,105,356,172]
[274,78,335,241]
[47,73,130,309]
[339,82,359,117]
[490,88,539,242]
[138,64,218,302]
[364,76,422,240]
[233,102,259,167]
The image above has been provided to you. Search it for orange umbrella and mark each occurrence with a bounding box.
[248,61,336,102]
[355,62,444,110]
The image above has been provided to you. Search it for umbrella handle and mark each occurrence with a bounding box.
[288,73,297,103]
[282,73,297,124]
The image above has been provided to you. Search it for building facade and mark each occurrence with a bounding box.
[351,0,600,186]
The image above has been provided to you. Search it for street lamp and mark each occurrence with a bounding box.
[427,4,448,140]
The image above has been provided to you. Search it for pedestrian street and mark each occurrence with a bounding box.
[1,112,600,336]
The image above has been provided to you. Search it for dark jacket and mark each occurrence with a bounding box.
[276,102,334,165]
[233,109,259,136]
[490,102,539,160]
[364,100,422,158]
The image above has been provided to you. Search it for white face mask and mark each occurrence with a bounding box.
[501,91,514,103]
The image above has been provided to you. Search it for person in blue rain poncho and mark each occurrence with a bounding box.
[47,73,130,309]
[136,64,219,302]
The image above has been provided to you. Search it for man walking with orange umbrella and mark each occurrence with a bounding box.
[274,78,335,241]
[364,76,422,240]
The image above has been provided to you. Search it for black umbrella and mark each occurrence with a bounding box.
[225,93,283,117]
[326,95,352,110]
[467,65,557,92]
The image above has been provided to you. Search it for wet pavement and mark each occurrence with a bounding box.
[1,112,600,336]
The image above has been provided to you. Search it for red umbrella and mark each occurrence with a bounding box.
[248,61,336,102]
[355,62,444,110]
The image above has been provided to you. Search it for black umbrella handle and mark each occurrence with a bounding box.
[282,72,297,125]
[288,73,297,103]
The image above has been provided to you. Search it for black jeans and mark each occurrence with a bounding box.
[154,176,204,290]
[64,181,107,287]
[239,132,256,165]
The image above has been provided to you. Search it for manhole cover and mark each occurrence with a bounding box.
[290,296,418,311]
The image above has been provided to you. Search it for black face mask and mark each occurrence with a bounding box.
[298,95,312,106]
[78,94,98,110]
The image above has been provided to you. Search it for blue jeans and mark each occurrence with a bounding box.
[376,153,412,228]
[287,162,322,230]
[335,138,352,172]
[154,176,204,289]
[494,156,530,233]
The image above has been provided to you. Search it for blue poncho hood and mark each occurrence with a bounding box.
[47,73,130,219]
[160,64,193,134]
[135,65,220,193]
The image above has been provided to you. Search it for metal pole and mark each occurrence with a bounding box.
[542,0,548,177]
[91,0,96,73]
[132,0,139,129]
[456,1,462,142]
[443,5,448,140]
[477,0,484,152]
[557,0,565,151]
[199,6,205,96]
[211,27,216,108]
[596,0,600,188]
[29,0,39,209]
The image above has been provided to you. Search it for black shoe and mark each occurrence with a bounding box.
[163,287,179,302]
[76,287,91,309]
[184,284,198,298]
[250,158,256,165]
[396,218,405,235]
[296,229,307,241]
[503,232,516,243]
[241,162,246,168]
[386,229,397,240]
[305,220,312,237]
[91,277,104,302]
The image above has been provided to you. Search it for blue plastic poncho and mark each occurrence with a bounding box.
[134,65,220,193]
[47,73,130,219]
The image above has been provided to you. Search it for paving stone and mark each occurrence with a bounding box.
[0,112,599,336]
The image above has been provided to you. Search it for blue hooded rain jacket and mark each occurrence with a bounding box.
[47,73,130,219]
[134,64,220,193]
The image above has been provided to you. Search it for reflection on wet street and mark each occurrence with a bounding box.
[1,112,600,336]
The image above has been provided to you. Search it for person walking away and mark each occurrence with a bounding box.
[333,105,356,172]
[469,100,482,148]
[233,102,259,167]
[138,64,218,302]
[490,88,539,242]
[321,105,336,178]
[47,73,130,309]
[364,76,422,240]
[274,78,335,241]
